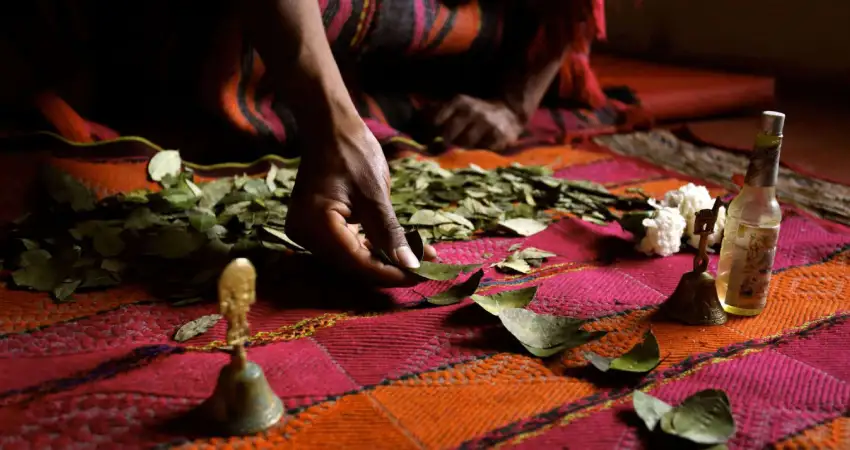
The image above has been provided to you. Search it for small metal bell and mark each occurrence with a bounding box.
[198,259,284,436]
[200,348,284,436]
[662,199,728,326]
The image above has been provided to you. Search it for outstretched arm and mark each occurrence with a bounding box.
[242,0,435,286]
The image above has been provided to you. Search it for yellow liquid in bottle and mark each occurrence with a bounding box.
[715,186,781,316]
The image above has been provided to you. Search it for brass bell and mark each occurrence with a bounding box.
[661,199,728,326]
[663,271,728,326]
[198,258,284,436]
[200,352,285,436]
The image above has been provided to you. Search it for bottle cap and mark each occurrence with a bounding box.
[760,111,785,136]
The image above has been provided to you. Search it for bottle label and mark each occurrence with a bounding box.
[731,223,780,309]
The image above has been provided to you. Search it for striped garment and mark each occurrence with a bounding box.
[1,0,613,155]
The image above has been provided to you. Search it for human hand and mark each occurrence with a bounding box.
[433,94,524,151]
[286,118,437,287]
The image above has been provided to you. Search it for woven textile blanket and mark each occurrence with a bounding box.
[0,135,848,449]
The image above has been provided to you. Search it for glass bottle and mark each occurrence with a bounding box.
[716,111,784,316]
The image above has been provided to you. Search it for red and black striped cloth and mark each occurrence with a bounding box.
[1,0,630,159]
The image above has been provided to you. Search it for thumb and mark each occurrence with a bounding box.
[359,194,420,270]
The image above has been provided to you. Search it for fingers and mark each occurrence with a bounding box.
[358,190,421,270]
[434,95,521,150]
[433,95,468,127]
[358,233,438,262]
[440,113,474,145]
[423,244,438,261]
[477,129,501,152]
[480,127,513,152]
[454,122,491,149]
[433,103,457,128]
[288,202,417,287]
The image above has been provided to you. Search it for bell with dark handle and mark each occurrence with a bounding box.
[661,198,728,326]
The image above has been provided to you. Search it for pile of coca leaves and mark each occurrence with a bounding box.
[1,151,647,304]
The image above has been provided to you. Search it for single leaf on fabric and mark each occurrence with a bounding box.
[92,227,126,257]
[125,207,166,230]
[12,262,62,292]
[442,211,475,230]
[80,268,121,288]
[519,330,607,357]
[146,227,206,259]
[205,224,228,241]
[660,389,736,445]
[43,166,97,212]
[260,241,290,252]
[148,150,183,182]
[391,192,416,205]
[633,391,674,431]
[493,247,557,274]
[585,330,660,373]
[584,352,615,372]
[493,255,532,274]
[618,210,653,239]
[54,244,83,264]
[261,226,306,252]
[471,286,537,315]
[498,218,548,237]
[173,314,223,342]
[69,220,104,241]
[217,200,251,225]
[160,187,199,210]
[409,261,482,281]
[435,223,472,240]
[522,342,574,358]
[233,175,250,189]
[188,208,218,233]
[19,249,51,267]
[265,164,278,192]
[53,279,82,302]
[497,308,585,349]
[120,189,150,204]
[408,209,454,226]
[581,214,608,226]
[242,178,270,197]
[17,239,39,251]
[100,258,126,273]
[427,270,484,305]
[516,248,557,260]
[199,178,234,209]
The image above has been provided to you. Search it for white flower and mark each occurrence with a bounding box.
[636,206,686,257]
[661,183,725,248]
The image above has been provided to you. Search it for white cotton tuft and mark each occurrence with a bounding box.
[661,183,726,248]
[636,206,686,257]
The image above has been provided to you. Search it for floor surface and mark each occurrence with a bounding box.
[684,89,850,185]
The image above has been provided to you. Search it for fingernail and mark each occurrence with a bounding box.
[395,246,420,269]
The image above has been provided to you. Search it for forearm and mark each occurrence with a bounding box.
[241,0,359,135]
[500,42,567,124]
[500,1,591,122]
